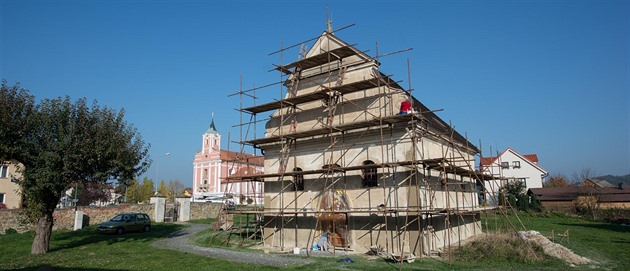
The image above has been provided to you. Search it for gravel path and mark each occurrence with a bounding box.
[152,223,314,268]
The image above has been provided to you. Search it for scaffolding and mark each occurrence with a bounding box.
[222,25,504,258]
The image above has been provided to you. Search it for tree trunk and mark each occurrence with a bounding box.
[31,211,54,254]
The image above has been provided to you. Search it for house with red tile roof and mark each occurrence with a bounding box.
[480,148,548,204]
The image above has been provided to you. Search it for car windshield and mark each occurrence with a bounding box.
[110,215,124,222]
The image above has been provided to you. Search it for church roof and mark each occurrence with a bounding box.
[220,150,264,166]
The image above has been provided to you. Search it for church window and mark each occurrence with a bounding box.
[362,160,378,187]
[293,167,304,191]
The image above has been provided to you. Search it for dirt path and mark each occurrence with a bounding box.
[152,223,314,268]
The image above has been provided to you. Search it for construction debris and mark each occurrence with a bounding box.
[390,253,416,263]
[518,230,593,266]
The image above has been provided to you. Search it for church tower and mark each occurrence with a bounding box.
[201,114,221,155]
[192,114,222,198]
[192,113,264,204]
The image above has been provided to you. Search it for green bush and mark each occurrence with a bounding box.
[594,208,630,224]
[507,194,517,208]
[516,194,528,211]
[498,192,506,206]
[528,194,543,212]
[501,189,542,212]
[4,228,18,235]
[512,194,543,212]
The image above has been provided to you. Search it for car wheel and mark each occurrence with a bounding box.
[143,225,151,232]
[116,227,124,235]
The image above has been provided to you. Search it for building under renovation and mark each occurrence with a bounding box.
[225,26,493,258]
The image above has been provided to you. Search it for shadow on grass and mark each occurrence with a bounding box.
[216,230,262,248]
[11,265,132,271]
[49,223,185,252]
[610,239,630,244]
[558,222,630,234]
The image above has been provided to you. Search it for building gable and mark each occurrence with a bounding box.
[481,147,547,175]
[260,31,479,155]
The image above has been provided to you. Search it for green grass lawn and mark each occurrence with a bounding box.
[485,212,630,271]
[0,223,279,271]
[1,213,628,270]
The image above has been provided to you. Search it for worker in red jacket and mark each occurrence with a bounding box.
[399,99,411,115]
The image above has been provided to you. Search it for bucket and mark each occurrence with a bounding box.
[293,247,300,254]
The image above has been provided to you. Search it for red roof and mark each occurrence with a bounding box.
[219,150,264,165]
[479,157,495,166]
[479,148,538,166]
[523,154,538,163]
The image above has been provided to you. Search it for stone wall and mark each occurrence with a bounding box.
[0,202,222,234]
[190,202,222,220]
[0,208,31,233]
[52,204,154,231]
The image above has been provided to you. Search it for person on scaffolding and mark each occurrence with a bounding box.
[399,98,411,115]
[317,230,330,251]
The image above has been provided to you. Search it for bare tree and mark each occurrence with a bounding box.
[167,179,185,201]
[544,175,571,187]
[577,186,601,219]
[571,168,599,184]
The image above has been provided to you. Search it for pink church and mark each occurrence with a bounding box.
[192,118,264,205]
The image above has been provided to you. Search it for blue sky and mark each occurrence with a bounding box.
[1,0,628,187]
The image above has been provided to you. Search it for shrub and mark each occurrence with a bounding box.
[513,194,543,212]
[528,194,543,212]
[498,192,506,206]
[516,194,529,211]
[5,228,18,235]
[595,208,630,224]
[507,194,517,208]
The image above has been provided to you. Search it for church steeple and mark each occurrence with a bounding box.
[326,3,333,33]
[205,112,219,135]
[202,113,220,154]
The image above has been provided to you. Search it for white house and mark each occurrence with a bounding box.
[480,148,548,203]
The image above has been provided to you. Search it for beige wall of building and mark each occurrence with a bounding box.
[0,161,22,209]
[262,130,481,255]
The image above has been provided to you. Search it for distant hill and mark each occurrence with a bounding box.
[596,174,630,186]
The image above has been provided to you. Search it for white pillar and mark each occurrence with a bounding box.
[152,196,166,222]
[175,196,191,222]
[73,210,83,231]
